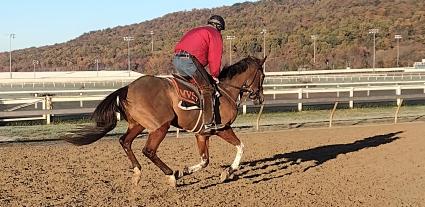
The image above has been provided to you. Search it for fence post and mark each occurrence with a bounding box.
[298,88,303,112]
[329,102,338,127]
[34,93,38,109]
[349,87,354,109]
[336,85,340,97]
[396,86,401,106]
[367,84,370,96]
[45,96,52,125]
[42,97,46,120]
[80,92,83,107]
[305,85,309,99]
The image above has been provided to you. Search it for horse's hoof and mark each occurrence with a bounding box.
[174,167,188,180]
[132,167,142,185]
[174,170,183,179]
[166,175,177,187]
[220,168,234,183]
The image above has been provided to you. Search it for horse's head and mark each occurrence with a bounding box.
[218,56,267,105]
[244,56,266,105]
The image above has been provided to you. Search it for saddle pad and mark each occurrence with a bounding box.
[168,77,201,107]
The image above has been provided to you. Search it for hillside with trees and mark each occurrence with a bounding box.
[1,0,425,74]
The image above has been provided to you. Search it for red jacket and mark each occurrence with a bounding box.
[174,26,223,78]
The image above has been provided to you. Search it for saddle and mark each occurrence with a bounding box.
[168,74,202,110]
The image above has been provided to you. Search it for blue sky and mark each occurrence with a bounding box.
[0,0,250,52]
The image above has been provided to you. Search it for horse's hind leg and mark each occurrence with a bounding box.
[216,127,244,182]
[142,122,177,187]
[177,134,210,178]
[119,123,145,185]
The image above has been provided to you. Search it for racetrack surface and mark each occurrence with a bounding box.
[1,122,425,206]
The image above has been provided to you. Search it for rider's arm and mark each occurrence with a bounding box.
[207,31,223,78]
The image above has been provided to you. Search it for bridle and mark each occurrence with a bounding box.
[218,66,264,106]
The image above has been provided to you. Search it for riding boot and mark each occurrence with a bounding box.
[191,70,224,132]
[201,90,215,129]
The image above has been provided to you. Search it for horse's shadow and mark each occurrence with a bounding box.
[201,131,402,189]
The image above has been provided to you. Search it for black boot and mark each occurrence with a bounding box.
[191,70,224,133]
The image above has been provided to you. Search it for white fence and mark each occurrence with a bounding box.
[2,84,425,124]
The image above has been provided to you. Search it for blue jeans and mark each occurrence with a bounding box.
[172,55,197,77]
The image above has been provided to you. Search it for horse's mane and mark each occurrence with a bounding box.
[218,56,261,80]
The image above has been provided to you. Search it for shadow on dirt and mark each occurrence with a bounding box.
[201,131,402,189]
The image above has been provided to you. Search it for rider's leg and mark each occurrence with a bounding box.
[213,93,223,126]
[191,70,215,129]
[172,56,197,77]
[192,70,225,131]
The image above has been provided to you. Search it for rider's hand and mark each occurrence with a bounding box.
[213,77,219,83]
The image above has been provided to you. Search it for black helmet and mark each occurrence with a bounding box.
[207,15,225,31]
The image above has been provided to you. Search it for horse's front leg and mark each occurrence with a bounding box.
[176,134,210,178]
[216,128,244,182]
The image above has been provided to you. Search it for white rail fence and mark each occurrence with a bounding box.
[2,84,425,124]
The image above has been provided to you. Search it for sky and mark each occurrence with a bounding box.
[0,0,250,52]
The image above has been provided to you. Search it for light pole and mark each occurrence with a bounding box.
[369,28,379,70]
[9,33,16,79]
[32,60,39,78]
[150,31,154,53]
[260,29,267,72]
[395,34,402,67]
[123,36,134,77]
[95,59,99,77]
[311,35,318,65]
[226,35,235,64]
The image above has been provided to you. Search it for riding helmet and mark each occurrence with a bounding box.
[207,15,225,31]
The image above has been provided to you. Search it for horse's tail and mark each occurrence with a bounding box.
[64,86,128,145]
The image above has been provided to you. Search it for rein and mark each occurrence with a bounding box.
[217,84,239,109]
[218,68,262,109]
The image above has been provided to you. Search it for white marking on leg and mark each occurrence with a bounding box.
[132,167,142,185]
[188,157,208,174]
[231,143,244,170]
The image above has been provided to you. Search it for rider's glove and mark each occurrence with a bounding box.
[213,77,219,84]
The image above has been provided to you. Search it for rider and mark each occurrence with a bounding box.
[172,15,225,132]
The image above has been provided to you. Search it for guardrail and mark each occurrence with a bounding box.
[0,94,107,123]
[261,84,425,112]
[1,93,423,127]
[2,84,425,124]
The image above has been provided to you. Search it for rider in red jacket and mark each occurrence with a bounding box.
[173,15,225,133]
[174,25,223,78]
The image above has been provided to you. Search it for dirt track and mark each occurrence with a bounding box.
[1,122,425,206]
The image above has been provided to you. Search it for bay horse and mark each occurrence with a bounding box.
[64,56,266,187]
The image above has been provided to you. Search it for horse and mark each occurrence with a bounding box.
[64,56,266,187]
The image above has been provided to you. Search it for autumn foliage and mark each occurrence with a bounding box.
[1,0,425,74]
